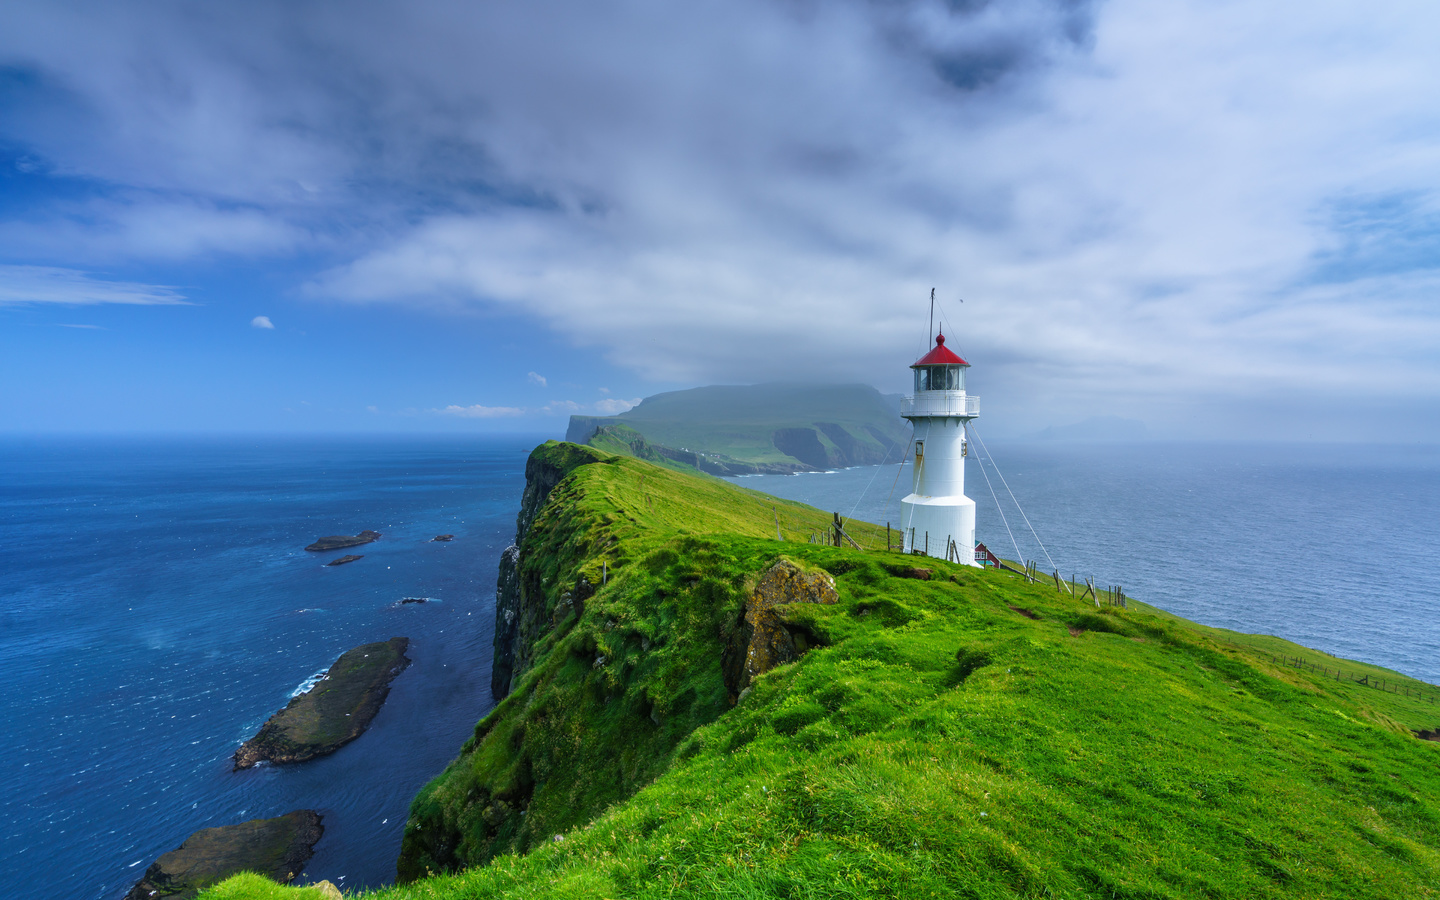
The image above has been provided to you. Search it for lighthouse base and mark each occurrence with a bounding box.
[900,494,978,565]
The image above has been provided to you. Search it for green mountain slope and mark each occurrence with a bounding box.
[567,383,911,474]
[205,443,1440,900]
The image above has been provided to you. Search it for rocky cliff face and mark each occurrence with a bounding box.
[490,441,608,700]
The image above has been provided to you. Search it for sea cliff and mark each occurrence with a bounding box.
[490,441,610,700]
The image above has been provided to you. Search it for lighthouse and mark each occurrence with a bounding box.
[900,332,980,564]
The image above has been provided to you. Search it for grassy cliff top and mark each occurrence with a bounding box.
[205,443,1440,900]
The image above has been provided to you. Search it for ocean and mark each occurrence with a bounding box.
[3,436,1439,898]
[0,435,538,898]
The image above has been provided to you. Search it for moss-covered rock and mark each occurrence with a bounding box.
[234,638,409,770]
[126,811,321,899]
[722,558,838,698]
[304,531,380,552]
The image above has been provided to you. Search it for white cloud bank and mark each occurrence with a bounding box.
[432,397,640,418]
[251,315,274,329]
[435,404,527,418]
[0,265,187,306]
[595,397,643,415]
[5,0,1440,434]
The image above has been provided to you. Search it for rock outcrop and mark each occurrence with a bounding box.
[723,558,838,698]
[305,530,380,551]
[324,554,363,566]
[124,811,322,900]
[234,638,410,770]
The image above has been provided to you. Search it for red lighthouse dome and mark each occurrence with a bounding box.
[911,333,969,368]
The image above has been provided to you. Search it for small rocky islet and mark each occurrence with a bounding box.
[234,637,411,770]
[324,554,364,566]
[305,530,381,552]
[432,534,454,541]
[124,810,323,900]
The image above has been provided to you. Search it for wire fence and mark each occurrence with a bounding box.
[1214,639,1440,705]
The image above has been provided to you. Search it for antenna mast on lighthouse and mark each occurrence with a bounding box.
[928,287,935,346]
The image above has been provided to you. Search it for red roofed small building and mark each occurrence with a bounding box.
[899,333,980,564]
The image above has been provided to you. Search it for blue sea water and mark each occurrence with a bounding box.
[4,437,1440,899]
[0,435,540,898]
[728,441,1440,686]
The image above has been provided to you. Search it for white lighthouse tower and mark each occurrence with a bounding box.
[900,332,980,564]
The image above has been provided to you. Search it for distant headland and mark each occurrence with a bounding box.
[566,382,911,475]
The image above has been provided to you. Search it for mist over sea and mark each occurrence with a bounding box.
[4,436,1439,898]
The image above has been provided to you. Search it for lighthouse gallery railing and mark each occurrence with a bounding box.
[900,393,979,417]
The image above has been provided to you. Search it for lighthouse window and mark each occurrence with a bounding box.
[915,364,966,391]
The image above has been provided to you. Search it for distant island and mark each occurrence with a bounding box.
[566,382,910,475]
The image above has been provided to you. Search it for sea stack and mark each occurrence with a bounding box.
[124,811,323,900]
[899,331,980,564]
[305,530,381,551]
[234,638,410,770]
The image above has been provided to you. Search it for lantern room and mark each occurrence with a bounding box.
[910,333,969,393]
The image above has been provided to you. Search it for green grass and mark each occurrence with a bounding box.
[199,873,335,899]
[203,444,1440,900]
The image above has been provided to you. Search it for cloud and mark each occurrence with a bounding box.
[0,265,188,305]
[431,397,638,418]
[5,0,1440,433]
[57,323,105,329]
[251,315,275,329]
[595,397,643,415]
[435,404,526,418]
[0,199,310,266]
[527,371,547,387]
[290,0,1440,417]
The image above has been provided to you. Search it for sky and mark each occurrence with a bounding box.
[2,0,1439,439]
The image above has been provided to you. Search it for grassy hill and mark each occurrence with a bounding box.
[566,383,911,474]
[203,443,1440,900]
